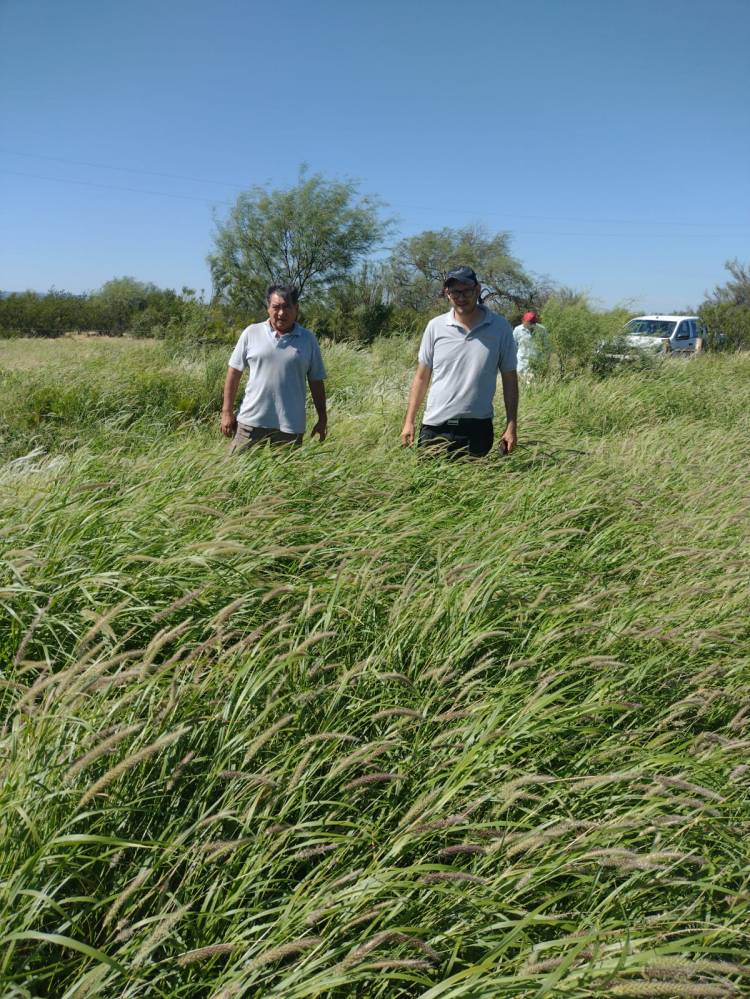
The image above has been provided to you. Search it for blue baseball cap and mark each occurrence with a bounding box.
[443,266,479,287]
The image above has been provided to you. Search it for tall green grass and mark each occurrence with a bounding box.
[1,338,750,997]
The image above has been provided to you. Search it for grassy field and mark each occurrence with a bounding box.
[1,336,750,998]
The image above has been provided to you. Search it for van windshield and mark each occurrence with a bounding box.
[626,319,676,337]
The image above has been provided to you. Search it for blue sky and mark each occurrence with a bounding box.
[1,0,748,311]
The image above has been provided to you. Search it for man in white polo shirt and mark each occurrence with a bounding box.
[221,285,327,451]
[400,267,518,457]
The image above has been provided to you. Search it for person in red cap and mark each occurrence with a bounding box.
[513,310,550,380]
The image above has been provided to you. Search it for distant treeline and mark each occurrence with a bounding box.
[0,280,427,346]
[3,268,749,359]
[3,165,749,353]
[0,281,211,340]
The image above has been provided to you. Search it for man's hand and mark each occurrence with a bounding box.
[401,365,431,448]
[499,371,518,455]
[221,410,237,438]
[222,367,242,437]
[500,422,517,454]
[401,419,416,447]
[310,420,327,442]
[307,379,327,442]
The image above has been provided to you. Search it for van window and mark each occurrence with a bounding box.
[627,319,676,336]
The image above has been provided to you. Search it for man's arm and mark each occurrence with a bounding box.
[401,364,432,446]
[221,367,242,437]
[308,378,327,441]
[499,369,518,454]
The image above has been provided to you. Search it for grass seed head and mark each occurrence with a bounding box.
[292,843,340,860]
[64,722,145,781]
[437,844,486,858]
[362,958,434,970]
[606,984,735,997]
[104,866,152,926]
[343,771,401,790]
[78,725,189,807]
[421,872,486,884]
[177,943,240,966]
[243,937,321,970]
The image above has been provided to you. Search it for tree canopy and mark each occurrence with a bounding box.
[706,258,750,307]
[385,225,544,314]
[699,259,750,349]
[208,171,389,312]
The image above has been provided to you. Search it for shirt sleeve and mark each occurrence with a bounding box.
[498,322,518,372]
[308,335,327,380]
[228,330,247,371]
[417,322,435,369]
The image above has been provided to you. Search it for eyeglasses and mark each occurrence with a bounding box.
[445,286,477,298]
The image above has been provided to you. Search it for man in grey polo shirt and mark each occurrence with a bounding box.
[221,284,327,451]
[401,267,518,457]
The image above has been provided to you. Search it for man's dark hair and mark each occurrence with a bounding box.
[265,284,300,306]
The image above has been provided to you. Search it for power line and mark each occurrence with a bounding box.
[2,147,749,231]
[0,147,244,190]
[386,203,750,230]
[0,170,233,207]
[2,168,748,240]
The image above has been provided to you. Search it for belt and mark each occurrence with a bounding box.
[439,417,491,428]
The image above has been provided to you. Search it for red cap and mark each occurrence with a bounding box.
[522,311,539,324]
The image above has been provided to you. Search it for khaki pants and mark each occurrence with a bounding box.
[230,424,303,454]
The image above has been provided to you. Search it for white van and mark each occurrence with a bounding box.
[624,315,706,353]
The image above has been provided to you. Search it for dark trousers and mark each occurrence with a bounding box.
[418,418,494,458]
[230,424,303,454]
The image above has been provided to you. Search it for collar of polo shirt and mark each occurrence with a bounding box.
[268,320,299,339]
[448,303,489,334]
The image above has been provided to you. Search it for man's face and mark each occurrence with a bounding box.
[445,281,479,312]
[267,293,298,334]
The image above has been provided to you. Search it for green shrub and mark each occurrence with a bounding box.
[541,299,631,377]
[699,301,750,350]
[302,300,395,345]
[153,301,236,350]
[125,304,167,338]
[0,290,87,337]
